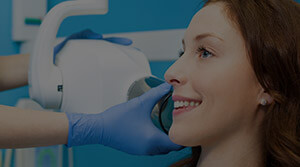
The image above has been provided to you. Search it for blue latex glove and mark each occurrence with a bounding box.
[65,83,183,155]
[53,29,133,64]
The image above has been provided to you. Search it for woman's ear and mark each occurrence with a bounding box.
[258,88,274,106]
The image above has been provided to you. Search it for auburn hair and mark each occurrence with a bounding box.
[171,0,300,167]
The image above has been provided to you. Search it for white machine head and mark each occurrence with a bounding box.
[29,0,152,113]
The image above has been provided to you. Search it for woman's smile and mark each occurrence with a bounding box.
[172,95,203,116]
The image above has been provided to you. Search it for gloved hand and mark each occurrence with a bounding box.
[65,83,183,155]
[53,29,133,63]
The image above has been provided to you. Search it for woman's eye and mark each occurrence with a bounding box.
[198,47,213,59]
[178,47,214,59]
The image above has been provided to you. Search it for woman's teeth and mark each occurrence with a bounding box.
[174,101,201,109]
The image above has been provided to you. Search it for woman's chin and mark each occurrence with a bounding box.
[169,124,206,147]
[169,125,193,146]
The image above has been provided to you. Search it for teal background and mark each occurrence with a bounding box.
[0,0,299,166]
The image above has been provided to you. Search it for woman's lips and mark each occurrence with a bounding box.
[172,95,202,116]
[173,106,199,116]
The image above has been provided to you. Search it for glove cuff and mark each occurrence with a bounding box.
[65,112,104,147]
[65,112,85,147]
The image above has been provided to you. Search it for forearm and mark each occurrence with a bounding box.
[0,54,29,91]
[0,105,68,148]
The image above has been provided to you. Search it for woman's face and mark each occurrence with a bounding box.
[165,2,263,147]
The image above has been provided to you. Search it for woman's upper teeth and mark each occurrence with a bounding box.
[174,101,201,108]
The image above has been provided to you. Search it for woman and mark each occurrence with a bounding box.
[166,0,300,166]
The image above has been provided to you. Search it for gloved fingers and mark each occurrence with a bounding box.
[103,37,133,46]
[139,82,172,111]
[69,29,103,39]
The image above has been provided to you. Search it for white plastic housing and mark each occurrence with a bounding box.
[29,0,108,109]
[29,0,153,113]
[55,40,151,113]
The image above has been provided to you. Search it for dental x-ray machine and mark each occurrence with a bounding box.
[10,0,186,166]
[29,0,174,133]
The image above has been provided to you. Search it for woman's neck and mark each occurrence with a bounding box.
[196,126,264,167]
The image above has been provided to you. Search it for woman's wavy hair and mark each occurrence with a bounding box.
[171,0,300,166]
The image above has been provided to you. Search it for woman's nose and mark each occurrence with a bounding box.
[164,60,187,87]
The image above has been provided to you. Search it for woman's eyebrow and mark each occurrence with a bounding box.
[182,33,224,47]
[194,33,224,42]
